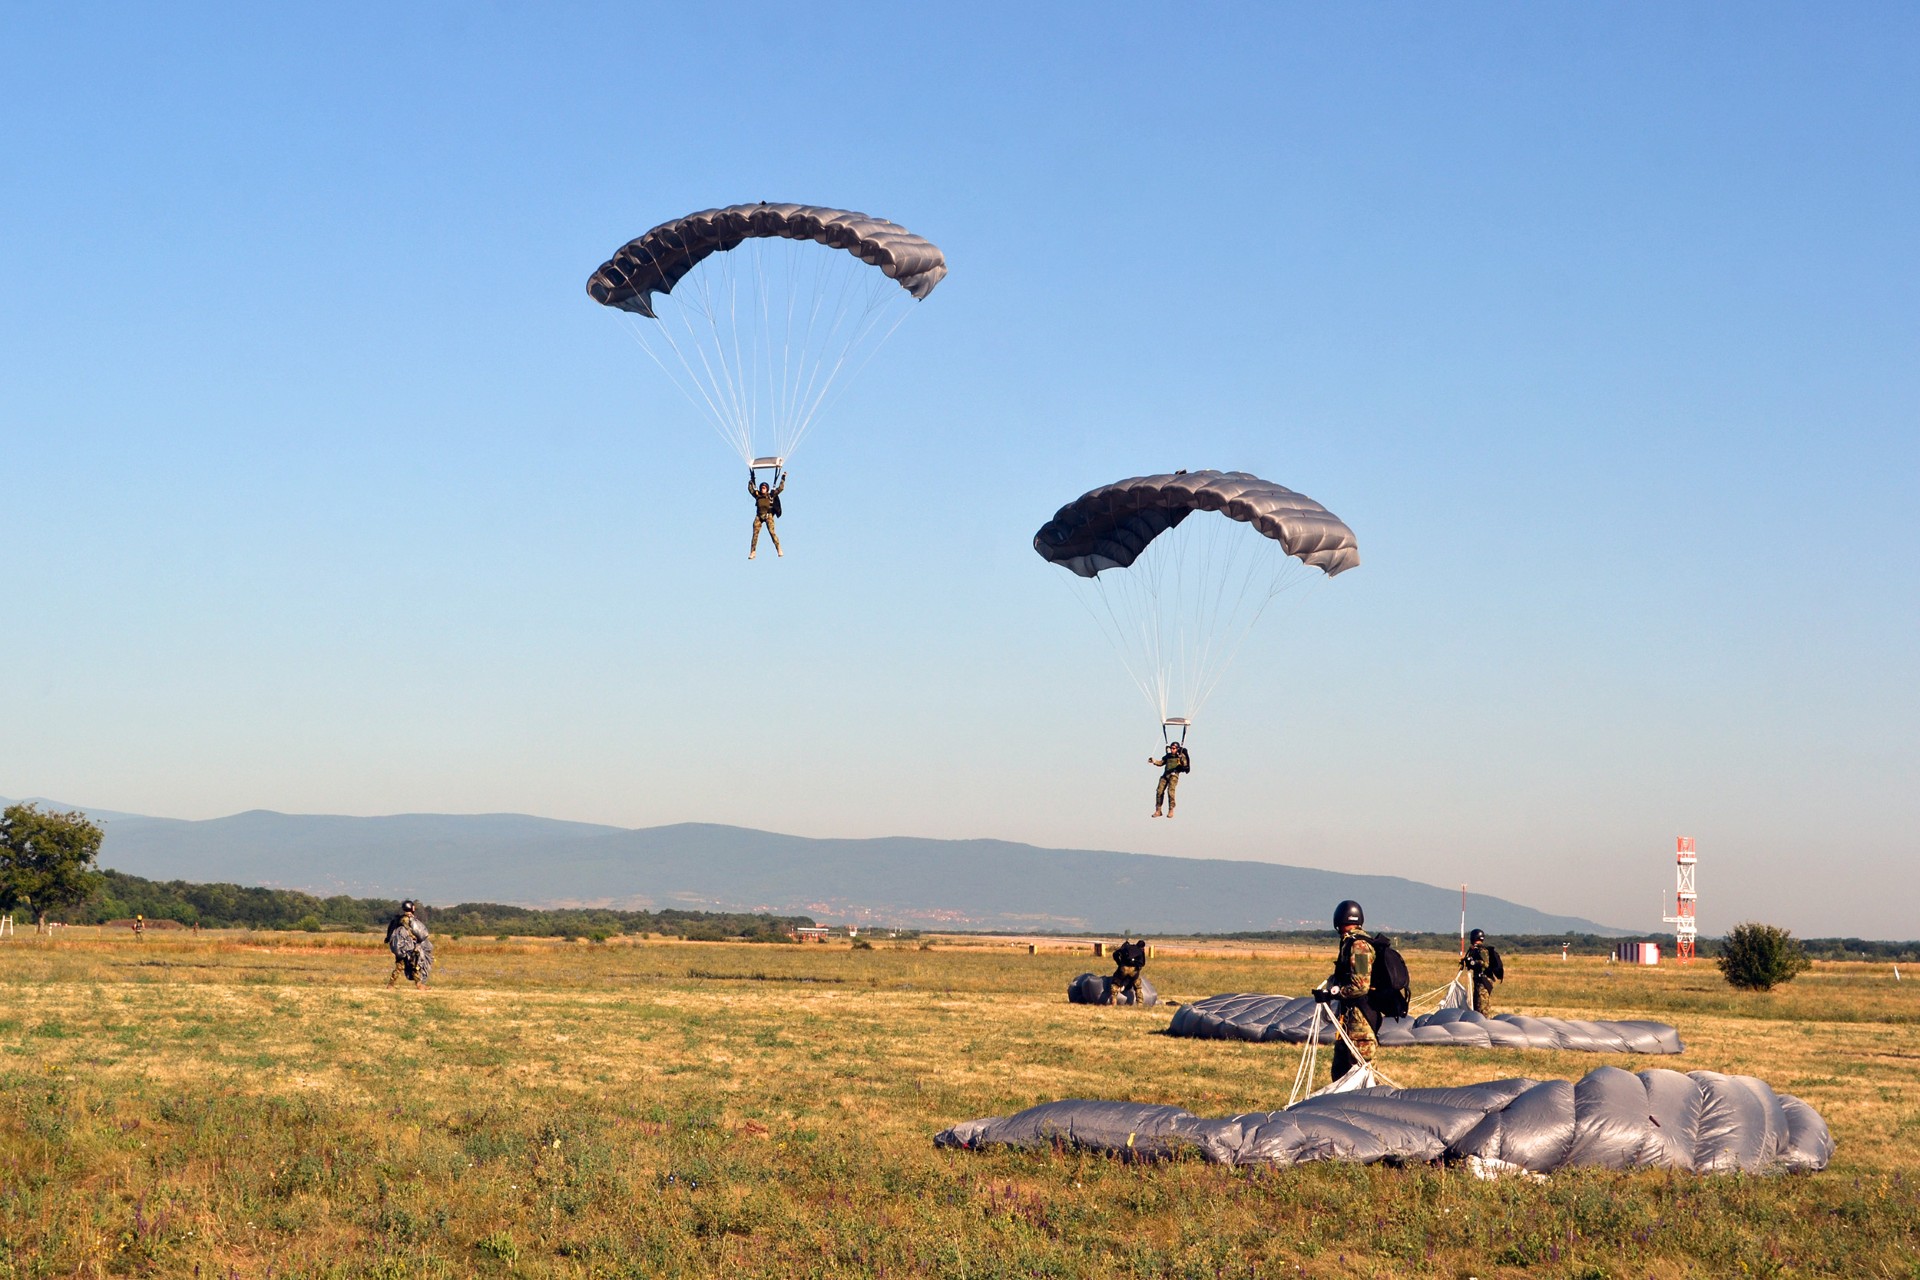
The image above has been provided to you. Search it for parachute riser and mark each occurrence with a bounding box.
[1161,717,1191,747]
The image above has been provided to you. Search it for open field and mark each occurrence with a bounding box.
[1,933,1916,1278]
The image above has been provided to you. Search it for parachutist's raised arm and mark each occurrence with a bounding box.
[773,473,786,495]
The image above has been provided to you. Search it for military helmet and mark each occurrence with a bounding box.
[401,900,416,913]
[1333,899,1364,928]
[1470,928,1485,943]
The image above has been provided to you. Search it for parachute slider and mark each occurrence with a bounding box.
[1162,717,1191,745]
[750,456,784,472]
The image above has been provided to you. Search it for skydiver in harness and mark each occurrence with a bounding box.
[1149,742,1190,818]
[748,468,785,559]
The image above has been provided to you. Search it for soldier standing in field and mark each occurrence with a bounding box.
[1315,899,1379,1083]
[133,913,145,941]
[385,901,433,989]
[1460,928,1504,1014]
[748,469,785,559]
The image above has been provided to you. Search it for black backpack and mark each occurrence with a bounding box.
[1487,945,1505,982]
[1367,933,1412,1018]
[1171,748,1191,774]
[770,491,783,518]
[1114,939,1147,969]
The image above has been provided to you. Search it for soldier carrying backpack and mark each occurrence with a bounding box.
[1312,900,1412,1083]
[1460,928,1505,1015]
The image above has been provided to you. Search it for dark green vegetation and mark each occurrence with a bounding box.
[0,803,105,927]
[1720,921,1815,992]
[72,869,813,941]
[0,934,1915,1277]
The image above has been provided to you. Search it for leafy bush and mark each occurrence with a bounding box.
[1718,922,1811,991]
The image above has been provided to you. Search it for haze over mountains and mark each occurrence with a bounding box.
[4,799,1628,935]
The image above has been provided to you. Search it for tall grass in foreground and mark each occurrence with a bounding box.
[0,937,1915,1277]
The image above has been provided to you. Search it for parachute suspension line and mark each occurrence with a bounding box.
[1286,1000,1327,1106]
[621,238,919,468]
[780,258,913,462]
[622,310,750,463]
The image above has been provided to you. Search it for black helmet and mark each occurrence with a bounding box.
[401,900,416,913]
[1333,899,1364,929]
[1469,928,1485,944]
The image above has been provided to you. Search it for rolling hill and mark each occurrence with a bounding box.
[0,799,1631,935]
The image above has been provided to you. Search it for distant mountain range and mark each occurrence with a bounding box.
[1,797,1628,935]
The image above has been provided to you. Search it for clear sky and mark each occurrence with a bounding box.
[3,4,1915,938]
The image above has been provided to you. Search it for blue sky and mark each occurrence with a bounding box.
[2,3,1914,937]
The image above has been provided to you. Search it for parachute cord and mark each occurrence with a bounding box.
[622,315,752,464]
[782,271,910,461]
[1286,1000,1325,1106]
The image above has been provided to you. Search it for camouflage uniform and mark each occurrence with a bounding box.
[1151,747,1188,812]
[1107,940,1147,1005]
[386,912,433,987]
[749,477,784,555]
[1328,930,1379,1083]
[1461,941,1499,1015]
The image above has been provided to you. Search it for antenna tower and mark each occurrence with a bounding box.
[1661,836,1698,962]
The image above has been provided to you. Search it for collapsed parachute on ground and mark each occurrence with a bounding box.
[588,203,946,467]
[1168,993,1683,1054]
[935,1067,1832,1174]
[1067,972,1160,1006]
[1032,471,1358,734]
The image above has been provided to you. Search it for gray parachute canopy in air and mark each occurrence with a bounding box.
[1169,993,1683,1054]
[1032,471,1361,579]
[587,203,948,318]
[935,1067,1832,1174]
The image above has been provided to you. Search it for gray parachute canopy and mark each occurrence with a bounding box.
[1169,992,1683,1054]
[935,1067,1832,1174]
[1068,972,1160,1007]
[1032,471,1361,580]
[587,203,948,318]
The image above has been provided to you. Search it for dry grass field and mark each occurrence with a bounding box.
[1,932,1916,1278]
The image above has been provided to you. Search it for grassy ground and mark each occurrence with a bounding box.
[1,932,1916,1278]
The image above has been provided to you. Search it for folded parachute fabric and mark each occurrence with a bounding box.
[1169,992,1682,1054]
[1067,973,1160,1006]
[933,1066,1832,1174]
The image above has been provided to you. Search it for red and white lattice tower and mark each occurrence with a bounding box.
[1661,837,1698,962]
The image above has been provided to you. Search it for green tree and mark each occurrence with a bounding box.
[0,804,106,931]
[1718,921,1812,991]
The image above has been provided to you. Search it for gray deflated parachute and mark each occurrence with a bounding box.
[587,203,947,318]
[935,1066,1832,1174]
[1032,471,1360,579]
[1169,993,1683,1054]
[1067,973,1160,1006]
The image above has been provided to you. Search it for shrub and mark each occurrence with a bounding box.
[293,914,323,933]
[1718,922,1811,991]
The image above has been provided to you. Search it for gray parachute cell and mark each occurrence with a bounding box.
[1067,972,1160,1006]
[1032,471,1360,579]
[587,203,948,318]
[1168,993,1683,1054]
[934,1067,1832,1174]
